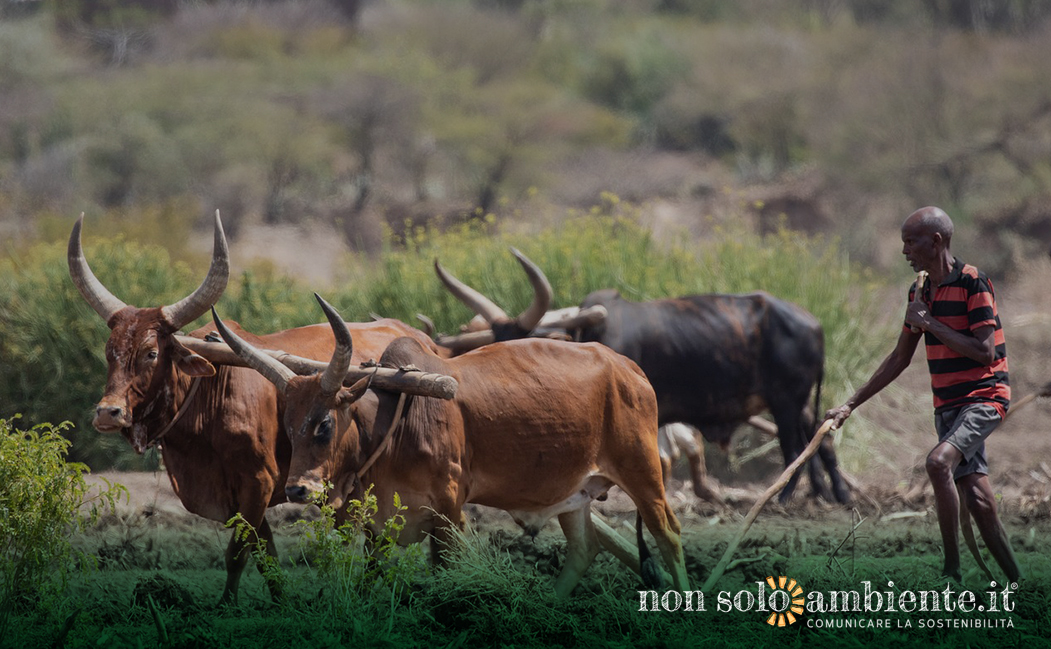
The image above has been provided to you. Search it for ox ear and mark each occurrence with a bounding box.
[170,338,216,378]
[336,375,372,407]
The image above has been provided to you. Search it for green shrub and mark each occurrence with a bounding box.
[577,26,688,118]
[0,417,125,644]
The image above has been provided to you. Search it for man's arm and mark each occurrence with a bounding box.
[825,328,922,428]
[906,300,996,365]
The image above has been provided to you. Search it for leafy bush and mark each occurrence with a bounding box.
[0,417,125,644]
[293,486,426,610]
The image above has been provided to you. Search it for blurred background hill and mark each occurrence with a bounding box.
[1,0,1050,473]
[2,0,1050,276]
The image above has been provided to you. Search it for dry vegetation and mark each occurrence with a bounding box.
[1,0,1049,278]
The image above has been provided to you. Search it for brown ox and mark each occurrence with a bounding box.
[212,296,691,596]
[69,213,435,605]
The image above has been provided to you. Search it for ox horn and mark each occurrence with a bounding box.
[509,247,552,332]
[210,307,296,393]
[434,259,508,324]
[160,210,230,330]
[315,294,353,397]
[68,213,129,324]
[416,314,436,337]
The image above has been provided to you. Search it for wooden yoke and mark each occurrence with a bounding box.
[175,335,458,400]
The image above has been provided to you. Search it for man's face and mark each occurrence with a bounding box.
[901,220,938,272]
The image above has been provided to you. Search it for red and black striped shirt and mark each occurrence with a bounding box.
[903,258,1010,416]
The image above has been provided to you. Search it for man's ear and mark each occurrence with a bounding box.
[171,338,216,377]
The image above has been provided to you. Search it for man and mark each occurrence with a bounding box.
[826,206,1021,584]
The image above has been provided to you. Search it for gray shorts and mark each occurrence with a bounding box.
[934,403,1002,481]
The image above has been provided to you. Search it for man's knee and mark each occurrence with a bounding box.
[926,443,962,481]
[926,452,953,481]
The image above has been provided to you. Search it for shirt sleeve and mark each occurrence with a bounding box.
[966,276,997,331]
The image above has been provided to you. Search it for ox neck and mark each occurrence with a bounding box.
[352,392,409,489]
[130,368,208,452]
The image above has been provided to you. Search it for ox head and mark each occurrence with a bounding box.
[432,248,553,353]
[433,251,610,351]
[211,295,372,505]
[69,212,229,444]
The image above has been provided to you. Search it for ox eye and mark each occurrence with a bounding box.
[146,350,159,361]
[314,416,333,443]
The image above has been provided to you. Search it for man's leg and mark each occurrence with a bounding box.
[956,473,1022,583]
[926,441,964,581]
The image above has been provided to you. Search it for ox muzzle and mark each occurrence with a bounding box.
[93,400,131,432]
[285,478,326,505]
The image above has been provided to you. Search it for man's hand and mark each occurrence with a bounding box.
[905,299,931,332]
[825,404,852,430]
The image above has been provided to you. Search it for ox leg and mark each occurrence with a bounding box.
[816,435,851,504]
[659,455,673,491]
[554,507,601,597]
[429,508,466,567]
[255,517,283,601]
[682,435,721,503]
[636,500,690,592]
[221,510,280,606]
[798,405,835,502]
[771,406,813,505]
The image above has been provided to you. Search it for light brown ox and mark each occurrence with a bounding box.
[212,295,691,596]
[68,212,436,605]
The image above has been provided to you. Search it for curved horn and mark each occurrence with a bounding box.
[211,307,295,392]
[68,213,129,324]
[434,258,508,324]
[315,294,353,397]
[509,248,552,332]
[161,210,230,330]
[416,314,436,337]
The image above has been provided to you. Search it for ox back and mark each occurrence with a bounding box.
[576,289,849,504]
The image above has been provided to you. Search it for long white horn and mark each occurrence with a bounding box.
[161,210,230,330]
[434,259,508,324]
[315,294,353,397]
[211,307,295,392]
[68,213,128,324]
[509,248,552,333]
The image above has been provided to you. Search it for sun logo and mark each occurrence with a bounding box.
[764,576,805,626]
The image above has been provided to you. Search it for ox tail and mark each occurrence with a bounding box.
[637,511,663,590]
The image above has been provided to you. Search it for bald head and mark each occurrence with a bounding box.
[902,206,953,247]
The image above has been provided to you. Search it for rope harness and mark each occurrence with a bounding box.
[147,376,202,449]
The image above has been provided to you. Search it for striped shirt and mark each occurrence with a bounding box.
[903,258,1010,416]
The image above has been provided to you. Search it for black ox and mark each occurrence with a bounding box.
[572,289,849,505]
[431,257,849,505]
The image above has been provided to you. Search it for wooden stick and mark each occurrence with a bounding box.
[910,270,928,334]
[1003,392,1038,421]
[175,335,458,400]
[702,418,838,592]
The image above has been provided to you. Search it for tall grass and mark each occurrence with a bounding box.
[0,202,890,469]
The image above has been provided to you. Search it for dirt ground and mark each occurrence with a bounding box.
[74,263,1051,624]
